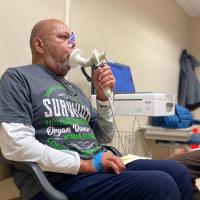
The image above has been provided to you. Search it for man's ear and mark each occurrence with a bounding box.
[34,38,45,53]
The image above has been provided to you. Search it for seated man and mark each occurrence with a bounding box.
[0,19,194,200]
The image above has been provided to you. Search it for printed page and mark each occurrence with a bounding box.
[121,154,151,165]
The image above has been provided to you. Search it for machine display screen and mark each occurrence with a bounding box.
[108,60,135,94]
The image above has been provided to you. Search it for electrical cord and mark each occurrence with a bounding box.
[131,116,141,154]
[108,95,126,153]
[131,116,150,156]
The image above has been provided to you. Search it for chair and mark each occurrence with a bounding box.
[0,145,122,200]
[0,153,68,200]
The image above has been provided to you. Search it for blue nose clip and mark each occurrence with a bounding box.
[68,32,75,48]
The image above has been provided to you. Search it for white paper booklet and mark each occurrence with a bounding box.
[121,154,151,165]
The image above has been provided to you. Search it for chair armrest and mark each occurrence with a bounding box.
[0,155,68,200]
[103,145,122,157]
[0,145,122,199]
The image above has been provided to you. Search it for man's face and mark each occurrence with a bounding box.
[41,21,75,76]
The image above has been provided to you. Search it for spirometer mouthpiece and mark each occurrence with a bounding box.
[68,49,93,68]
[68,48,107,68]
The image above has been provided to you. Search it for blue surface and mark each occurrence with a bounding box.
[108,61,135,94]
[187,134,200,144]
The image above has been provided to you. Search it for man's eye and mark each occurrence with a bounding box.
[59,35,69,40]
[60,35,67,39]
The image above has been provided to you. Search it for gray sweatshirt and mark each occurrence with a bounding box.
[0,64,114,199]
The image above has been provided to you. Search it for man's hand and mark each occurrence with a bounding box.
[79,152,125,174]
[92,65,115,101]
[101,152,125,174]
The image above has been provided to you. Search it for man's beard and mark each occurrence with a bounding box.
[57,54,70,71]
[45,47,71,71]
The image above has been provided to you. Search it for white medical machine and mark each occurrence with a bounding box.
[91,93,175,116]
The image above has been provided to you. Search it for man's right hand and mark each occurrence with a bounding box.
[79,152,125,174]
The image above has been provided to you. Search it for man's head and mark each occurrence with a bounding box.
[30,19,76,76]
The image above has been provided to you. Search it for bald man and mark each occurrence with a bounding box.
[0,19,194,200]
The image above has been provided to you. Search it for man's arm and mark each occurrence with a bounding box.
[92,99,114,143]
[0,122,124,174]
[90,64,115,143]
[0,122,80,174]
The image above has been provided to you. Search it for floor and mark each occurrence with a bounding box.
[0,178,19,200]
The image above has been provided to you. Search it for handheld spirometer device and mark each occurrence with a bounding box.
[68,48,112,97]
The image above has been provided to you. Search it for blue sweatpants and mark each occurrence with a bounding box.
[32,160,194,200]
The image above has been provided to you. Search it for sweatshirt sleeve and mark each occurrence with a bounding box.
[0,122,80,174]
[90,98,115,144]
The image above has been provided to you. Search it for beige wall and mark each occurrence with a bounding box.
[0,1,66,199]
[69,0,189,132]
[70,0,189,97]
[0,0,66,76]
[188,17,200,59]
[188,17,200,118]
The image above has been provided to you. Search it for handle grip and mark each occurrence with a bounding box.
[104,87,112,97]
